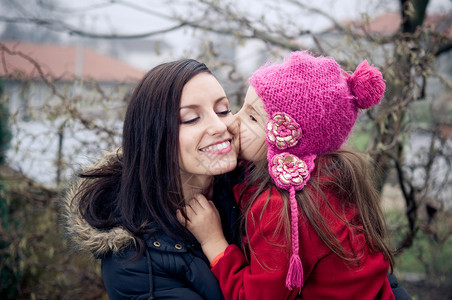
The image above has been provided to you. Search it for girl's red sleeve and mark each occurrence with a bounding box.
[212,184,395,300]
[211,187,299,300]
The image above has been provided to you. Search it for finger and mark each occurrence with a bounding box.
[176,209,187,225]
[186,197,202,214]
[208,201,221,218]
[208,200,217,211]
[186,203,198,215]
[193,194,210,209]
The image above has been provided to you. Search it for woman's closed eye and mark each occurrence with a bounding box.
[249,114,257,122]
[181,110,229,124]
[181,117,200,124]
[217,110,232,116]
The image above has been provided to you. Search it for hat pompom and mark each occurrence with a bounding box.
[347,60,385,109]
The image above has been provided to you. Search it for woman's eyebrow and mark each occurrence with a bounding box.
[215,96,227,104]
[180,96,227,110]
[179,104,199,110]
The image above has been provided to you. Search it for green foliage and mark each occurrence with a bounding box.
[386,207,452,280]
[0,166,107,299]
[0,79,12,164]
[395,232,452,276]
[395,230,452,279]
[349,122,372,152]
[0,183,18,299]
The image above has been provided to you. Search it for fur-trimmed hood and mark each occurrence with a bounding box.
[62,150,135,257]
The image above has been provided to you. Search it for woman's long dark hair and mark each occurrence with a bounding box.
[76,59,212,256]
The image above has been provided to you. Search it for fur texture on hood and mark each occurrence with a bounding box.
[62,150,135,257]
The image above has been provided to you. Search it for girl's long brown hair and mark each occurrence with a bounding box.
[238,148,394,271]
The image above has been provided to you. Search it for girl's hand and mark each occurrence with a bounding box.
[177,194,229,263]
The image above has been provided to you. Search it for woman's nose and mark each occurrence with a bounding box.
[206,114,228,136]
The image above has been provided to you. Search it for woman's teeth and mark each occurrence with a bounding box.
[201,141,230,152]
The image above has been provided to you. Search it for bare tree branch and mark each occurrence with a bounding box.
[0,16,186,39]
[286,0,345,32]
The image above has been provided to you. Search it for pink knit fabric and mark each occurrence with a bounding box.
[248,50,385,291]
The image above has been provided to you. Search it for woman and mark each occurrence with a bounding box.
[63,59,239,299]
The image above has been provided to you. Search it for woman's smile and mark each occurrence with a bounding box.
[200,139,232,154]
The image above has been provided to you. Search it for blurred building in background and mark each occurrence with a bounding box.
[0,41,145,120]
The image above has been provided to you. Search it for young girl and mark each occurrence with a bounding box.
[180,51,395,299]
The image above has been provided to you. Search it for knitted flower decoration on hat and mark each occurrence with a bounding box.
[249,50,385,291]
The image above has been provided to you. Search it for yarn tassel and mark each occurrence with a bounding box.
[286,254,303,290]
[285,186,304,291]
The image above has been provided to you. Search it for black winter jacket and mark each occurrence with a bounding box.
[100,168,241,299]
[63,151,239,300]
[101,225,224,299]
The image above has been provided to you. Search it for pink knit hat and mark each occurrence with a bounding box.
[248,50,385,290]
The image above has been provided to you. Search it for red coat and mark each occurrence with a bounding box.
[211,184,395,300]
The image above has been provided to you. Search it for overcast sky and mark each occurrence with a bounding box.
[0,0,450,70]
[1,0,450,47]
[60,0,450,35]
[49,0,450,70]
